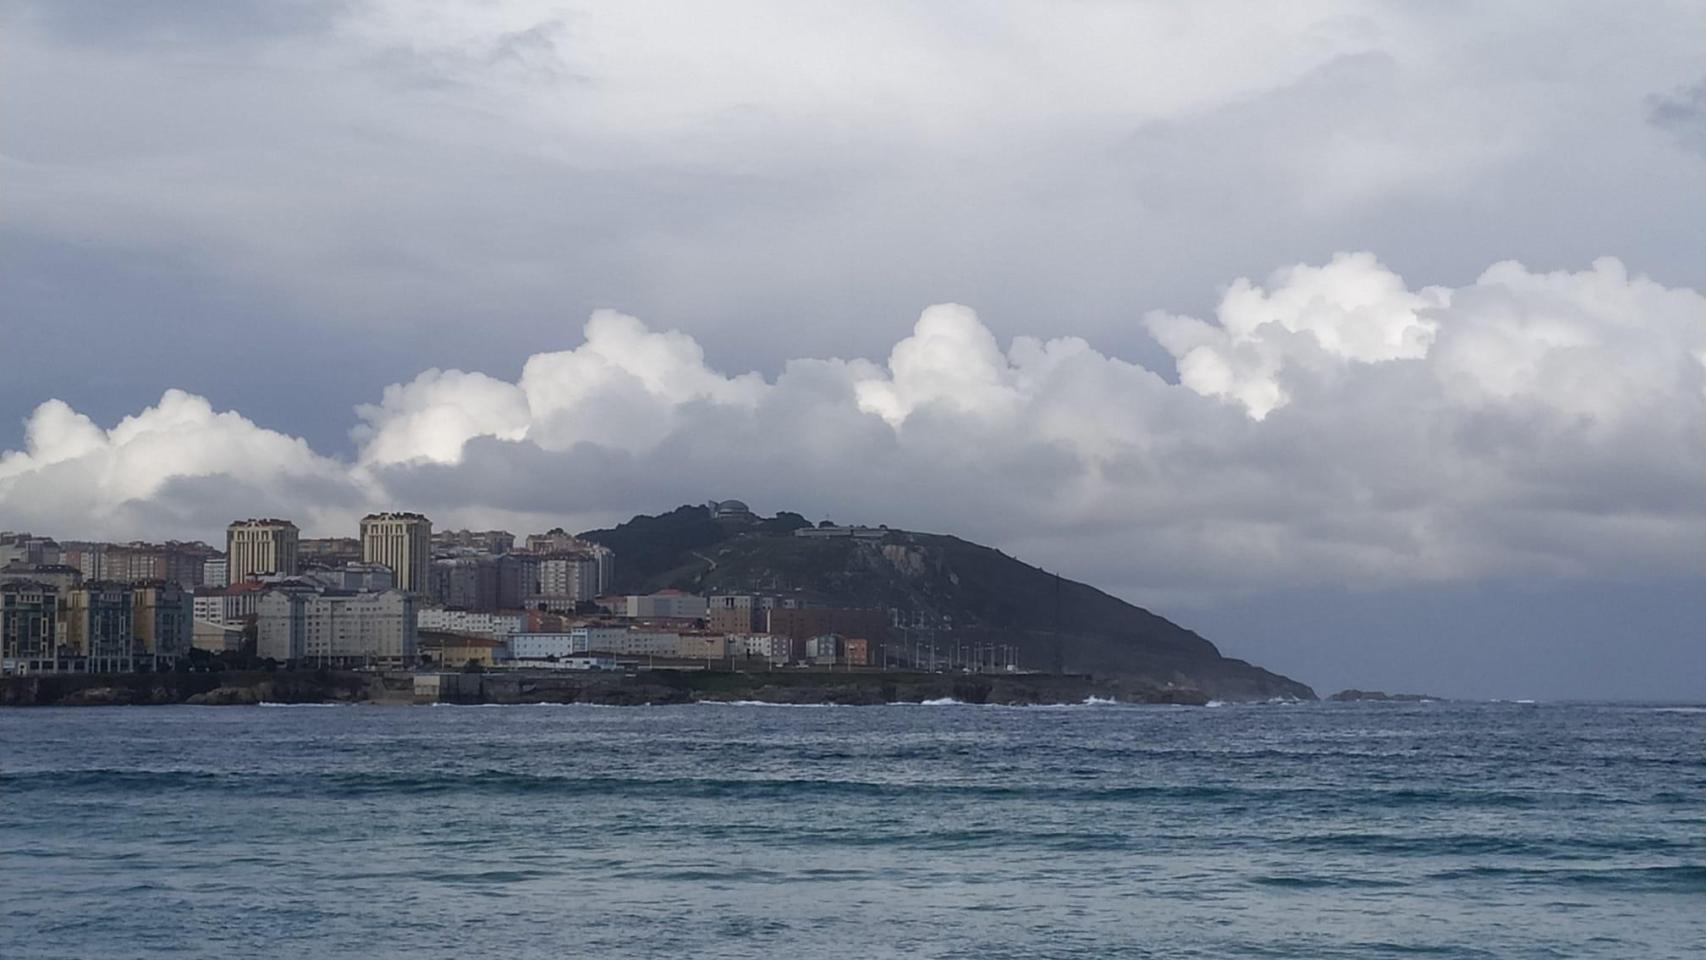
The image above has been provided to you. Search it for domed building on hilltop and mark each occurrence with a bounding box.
[706,499,755,523]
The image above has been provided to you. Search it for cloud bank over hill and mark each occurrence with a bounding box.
[5,253,1702,601]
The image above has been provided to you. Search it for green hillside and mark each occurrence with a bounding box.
[581,507,1313,700]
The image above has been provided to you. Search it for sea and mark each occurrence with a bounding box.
[1,700,1700,959]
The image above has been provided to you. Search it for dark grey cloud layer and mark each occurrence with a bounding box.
[6,0,349,47]
[1649,78,1706,155]
[5,0,1703,453]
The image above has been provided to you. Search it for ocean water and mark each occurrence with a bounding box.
[1,701,1701,959]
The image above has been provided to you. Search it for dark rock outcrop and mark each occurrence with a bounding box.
[1,670,367,707]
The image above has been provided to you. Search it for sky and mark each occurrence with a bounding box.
[2,0,1703,700]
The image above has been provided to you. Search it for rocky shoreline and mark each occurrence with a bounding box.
[0,668,1240,707]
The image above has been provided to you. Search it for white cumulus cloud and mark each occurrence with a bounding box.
[3,255,1702,603]
[0,389,365,536]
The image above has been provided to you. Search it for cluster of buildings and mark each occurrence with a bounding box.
[416,589,893,671]
[1,520,430,674]
[2,500,1017,677]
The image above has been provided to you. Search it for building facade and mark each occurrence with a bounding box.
[420,634,509,668]
[360,513,432,593]
[256,588,417,666]
[620,591,708,620]
[432,529,516,555]
[298,537,362,566]
[192,619,245,654]
[767,606,887,645]
[0,563,83,592]
[4,581,189,674]
[416,607,524,639]
[509,626,684,658]
[58,583,137,673]
[708,594,777,633]
[507,631,581,660]
[706,499,755,523]
[528,553,605,611]
[428,553,500,611]
[676,632,739,660]
[495,553,536,610]
[604,629,680,657]
[131,583,194,666]
[226,519,300,585]
[843,637,869,667]
[54,541,213,587]
[192,583,264,624]
[1,582,60,674]
[734,633,791,663]
[0,532,61,567]
[302,562,396,593]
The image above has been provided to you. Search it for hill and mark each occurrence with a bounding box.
[580,507,1313,701]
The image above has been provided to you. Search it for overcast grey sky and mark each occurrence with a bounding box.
[2,1,1703,699]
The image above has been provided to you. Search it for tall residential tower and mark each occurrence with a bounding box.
[360,512,432,593]
[225,519,300,585]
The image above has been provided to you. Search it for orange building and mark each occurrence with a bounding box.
[843,637,869,667]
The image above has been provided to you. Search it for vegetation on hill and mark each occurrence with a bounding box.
[581,506,1314,700]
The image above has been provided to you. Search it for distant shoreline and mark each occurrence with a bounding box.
[1,668,1227,708]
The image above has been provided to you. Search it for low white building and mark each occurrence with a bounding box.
[510,625,685,658]
[504,654,617,671]
[508,631,580,660]
[416,607,524,639]
[619,591,707,620]
[734,633,791,663]
[193,586,262,623]
[793,525,887,539]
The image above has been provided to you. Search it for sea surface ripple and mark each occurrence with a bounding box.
[1,700,1701,958]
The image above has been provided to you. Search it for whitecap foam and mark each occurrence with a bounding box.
[699,700,841,708]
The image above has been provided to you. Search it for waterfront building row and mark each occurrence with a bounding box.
[465,628,875,667]
[1,581,193,675]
